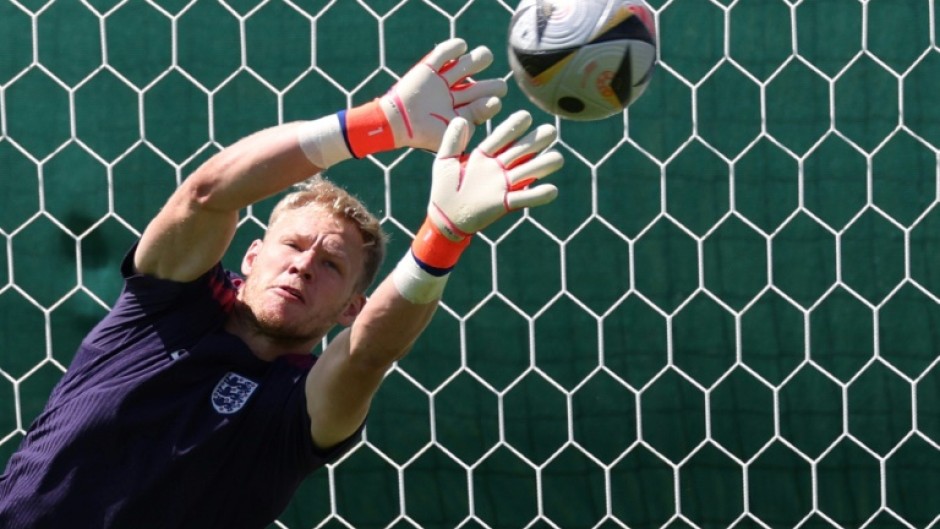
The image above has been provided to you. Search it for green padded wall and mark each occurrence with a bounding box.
[2,0,939,527]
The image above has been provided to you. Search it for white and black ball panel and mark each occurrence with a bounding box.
[507,47,565,116]
[592,0,656,106]
[508,0,658,121]
[508,0,612,51]
[551,42,632,119]
[614,40,656,103]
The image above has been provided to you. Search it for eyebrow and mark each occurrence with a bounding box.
[320,239,349,259]
[300,233,351,262]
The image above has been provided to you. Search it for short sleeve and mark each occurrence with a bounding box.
[73,243,235,369]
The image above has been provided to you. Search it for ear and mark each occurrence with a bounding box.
[336,293,367,327]
[241,239,264,276]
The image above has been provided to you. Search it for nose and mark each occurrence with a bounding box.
[289,251,315,280]
[288,239,322,280]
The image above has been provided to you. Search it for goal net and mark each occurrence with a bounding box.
[1,0,939,527]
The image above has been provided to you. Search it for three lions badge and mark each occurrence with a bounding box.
[211,372,259,414]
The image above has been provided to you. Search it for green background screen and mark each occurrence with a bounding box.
[1,0,939,527]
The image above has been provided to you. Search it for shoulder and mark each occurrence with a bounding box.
[118,242,237,311]
[75,244,236,355]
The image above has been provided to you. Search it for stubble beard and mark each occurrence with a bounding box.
[233,289,333,350]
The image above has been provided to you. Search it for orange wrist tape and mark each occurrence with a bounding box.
[411,218,472,276]
[342,100,395,158]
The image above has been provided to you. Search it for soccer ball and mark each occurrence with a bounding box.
[507,0,657,121]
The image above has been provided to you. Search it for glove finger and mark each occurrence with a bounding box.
[498,124,557,166]
[477,110,532,156]
[437,116,471,160]
[441,46,494,85]
[456,96,503,126]
[452,78,508,106]
[507,150,564,187]
[424,38,468,70]
[506,184,559,211]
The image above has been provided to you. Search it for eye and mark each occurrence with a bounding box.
[320,255,345,275]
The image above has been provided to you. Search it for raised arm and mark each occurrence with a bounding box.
[305,111,564,449]
[135,124,320,281]
[135,38,506,282]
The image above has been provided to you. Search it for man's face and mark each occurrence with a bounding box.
[237,205,367,344]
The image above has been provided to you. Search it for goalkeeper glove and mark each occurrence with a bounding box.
[392,110,564,303]
[298,38,507,168]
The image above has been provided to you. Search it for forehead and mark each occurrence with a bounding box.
[268,205,364,248]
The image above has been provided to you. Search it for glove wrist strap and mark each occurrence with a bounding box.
[411,217,472,276]
[341,99,396,157]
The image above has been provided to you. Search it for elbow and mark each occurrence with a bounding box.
[184,180,215,210]
[182,157,234,211]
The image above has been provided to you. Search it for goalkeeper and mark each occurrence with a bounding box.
[0,38,563,528]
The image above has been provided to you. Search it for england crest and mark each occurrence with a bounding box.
[211,372,259,414]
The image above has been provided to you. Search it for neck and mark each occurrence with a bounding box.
[225,302,323,362]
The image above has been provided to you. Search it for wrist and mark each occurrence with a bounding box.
[296,115,354,169]
[391,251,450,304]
[341,99,397,157]
[411,217,472,276]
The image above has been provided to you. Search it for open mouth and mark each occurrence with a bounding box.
[275,286,305,303]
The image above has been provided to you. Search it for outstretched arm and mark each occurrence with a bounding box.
[305,111,564,449]
[135,123,320,282]
[135,38,506,282]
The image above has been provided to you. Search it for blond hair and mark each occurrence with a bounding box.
[268,175,387,293]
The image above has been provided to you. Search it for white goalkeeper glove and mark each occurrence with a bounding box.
[378,38,507,152]
[428,109,562,240]
[298,38,507,168]
[392,110,564,303]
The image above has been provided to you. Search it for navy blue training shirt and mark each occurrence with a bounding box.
[0,247,361,528]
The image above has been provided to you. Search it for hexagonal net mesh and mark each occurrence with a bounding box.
[1,0,940,527]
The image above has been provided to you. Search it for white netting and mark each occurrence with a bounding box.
[1,0,939,528]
